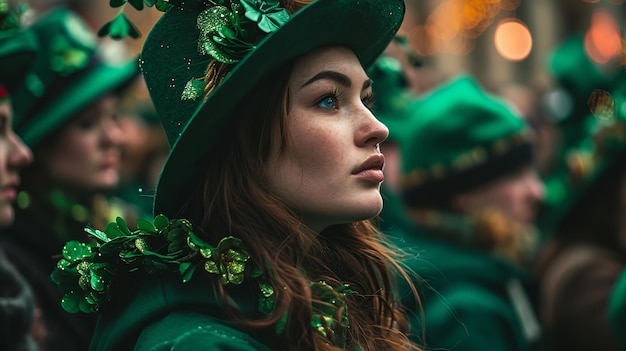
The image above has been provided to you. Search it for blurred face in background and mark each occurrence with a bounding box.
[44,94,123,194]
[0,98,32,227]
[453,166,545,226]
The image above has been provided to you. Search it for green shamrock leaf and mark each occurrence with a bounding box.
[98,13,141,40]
[109,0,127,7]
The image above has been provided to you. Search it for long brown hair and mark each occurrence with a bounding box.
[175,2,422,348]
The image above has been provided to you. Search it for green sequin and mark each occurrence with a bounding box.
[181,78,205,101]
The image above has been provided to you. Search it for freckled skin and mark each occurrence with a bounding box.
[266,46,389,233]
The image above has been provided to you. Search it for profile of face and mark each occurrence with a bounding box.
[453,167,545,225]
[44,94,123,193]
[266,46,389,233]
[0,100,32,227]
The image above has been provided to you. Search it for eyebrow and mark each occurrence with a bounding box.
[300,70,372,91]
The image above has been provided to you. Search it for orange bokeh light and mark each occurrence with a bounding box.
[494,18,532,61]
[584,8,622,64]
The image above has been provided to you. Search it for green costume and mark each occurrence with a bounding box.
[395,75,543,350]
[49,0,407,350]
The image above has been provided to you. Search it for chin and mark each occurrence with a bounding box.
[0,205,15,229]
[94,174,120,190]
[352,197,384,221]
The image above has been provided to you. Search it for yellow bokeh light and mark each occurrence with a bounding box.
[494,18,532,61]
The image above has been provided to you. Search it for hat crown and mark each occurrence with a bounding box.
[401,74,528,175]
[12,8,98,123]
[140,0,293,146]
[0,3,38,91]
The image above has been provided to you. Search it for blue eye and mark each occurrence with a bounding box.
[318,96,336,109]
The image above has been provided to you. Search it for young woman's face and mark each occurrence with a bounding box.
[0,100,32,227]
[266,46,389,233]
[45,94,123,193]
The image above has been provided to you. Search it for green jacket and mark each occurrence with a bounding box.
[392,223,543,351]
[89,274,273,351]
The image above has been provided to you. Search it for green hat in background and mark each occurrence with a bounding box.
[368,54,419,143]
[546,34,614,115]
[400,74,533,207]
[0,2,37,93]
[537,67,626,236]
[537,34,626,236]
[129,0,405,216]
[11,7,139,147]
[543,33,617,167]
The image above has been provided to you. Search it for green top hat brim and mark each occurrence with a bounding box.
[0,29,37,92]
[150,0,405,216]
[17,59,139,147]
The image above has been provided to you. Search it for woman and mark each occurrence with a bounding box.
[0,10,38,350]
[51,0,419,350]
[1,7,140,351]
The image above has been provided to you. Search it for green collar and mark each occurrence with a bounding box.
[51,214,355,347]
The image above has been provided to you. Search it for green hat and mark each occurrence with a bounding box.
[545,34,614,161]
[537,68,626,236]
[400,74,533,207]
[135,0,405,216]
[367,55,419,143]
[11,7,139,147]
[0,4,37,92]
[546,33,614,118]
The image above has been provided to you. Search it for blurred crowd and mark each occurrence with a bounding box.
[1,0,626,350]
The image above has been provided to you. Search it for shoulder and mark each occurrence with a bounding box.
[541,243,623,299]
[420,282,531,351]
[135,311,273,351]
[425,280,513,318]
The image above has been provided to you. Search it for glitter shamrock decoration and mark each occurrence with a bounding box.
[99,0,288,64]
[0,0,28,30]
[51,214,359,347]
[50,214,253,313]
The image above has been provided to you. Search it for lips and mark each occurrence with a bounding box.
[353,154,385,174]
[0,181,19,202]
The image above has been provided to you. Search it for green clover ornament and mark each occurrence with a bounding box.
[240,0,289,33]
[51,214,357,348]
[50,36,90,77]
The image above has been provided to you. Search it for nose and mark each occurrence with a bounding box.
[100,114,125,147]
[8,132,32,170]
[526,170,545,202]
[359,109,389,147]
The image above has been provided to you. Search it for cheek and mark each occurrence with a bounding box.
[289,126,343,173]
[49,135,92,168]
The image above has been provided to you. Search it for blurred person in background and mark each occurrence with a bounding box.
[533,67,626,351]
[394,74,545,351]
[0,3,38,350]
[0,7,140,351]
